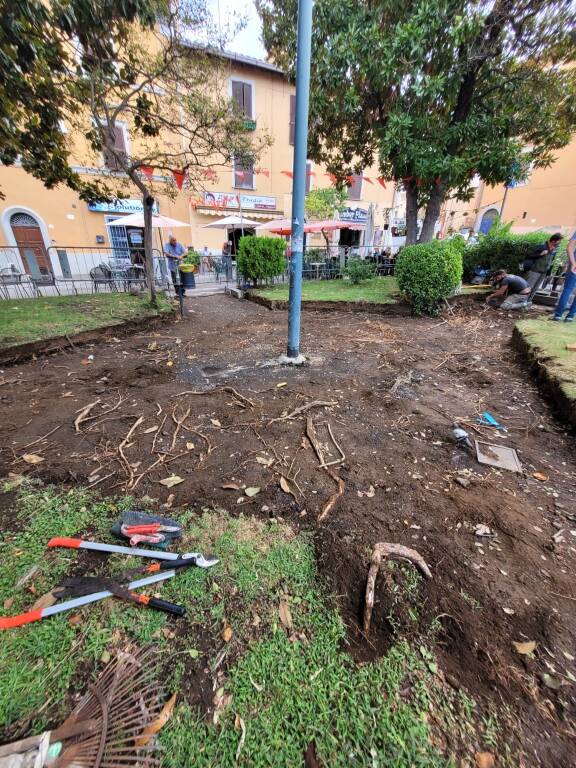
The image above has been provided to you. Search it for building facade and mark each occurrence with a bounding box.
[0,50,395,282]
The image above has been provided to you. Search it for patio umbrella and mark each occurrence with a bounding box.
[256,219,364,236]
[202,215,261,230]
[256,218,292,235]
[107,212,190,229]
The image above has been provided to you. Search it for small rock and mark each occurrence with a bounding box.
[456,477,471,488]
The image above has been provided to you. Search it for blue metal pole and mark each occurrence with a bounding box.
[287,0,313,359]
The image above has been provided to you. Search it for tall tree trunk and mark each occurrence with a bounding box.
[405,185,419,245]
[418,183,445,243]
[142,192,157,306]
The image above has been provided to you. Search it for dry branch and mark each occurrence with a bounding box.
[319,468,345,522]
[117,416,144,486]
[74,399,101,433]
[176,386,255,409]
[269,400,336,424]
[170,405,191,450]
[363,543,432,634]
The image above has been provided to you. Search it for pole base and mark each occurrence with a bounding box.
[277,353,306,366]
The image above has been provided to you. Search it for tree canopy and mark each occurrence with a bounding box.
[258,0,576,243]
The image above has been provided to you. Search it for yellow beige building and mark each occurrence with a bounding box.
[0,49,395,287]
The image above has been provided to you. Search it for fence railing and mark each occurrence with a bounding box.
[236,244,396,289]
[0,245,174,300]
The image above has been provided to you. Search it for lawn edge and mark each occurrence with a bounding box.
[245,289,411,315]
[0,309,174,366]
[512,323,576,428]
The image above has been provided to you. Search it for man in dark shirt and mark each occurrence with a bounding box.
[522,233,562,293]
[486,270,531,310]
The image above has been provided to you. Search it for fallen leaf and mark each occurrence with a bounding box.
[3,598,13,610]
[540,672,563,690]
[188,648,200,659]
[532,472,549,482]
[475,524,492,537]
[222,623,233,642]
[213,689,233,725]
[562,651,575,661]
[100,650,111,664]
[211,418,222,427]
[7,473,24,488]
[249,676,263,692]
[256,456,274,466]
[475,753,495,768]
[279,596,293,630]
[503,607,515,615]
[244,486,260,497]
[186,442,195,450]
[68,614,82,626]
[22,453,44,465]
[222,483,241,490]
[144,426,158,434]
[62,391,73,397]
[513,640,536,656]
[276,382,287,388]
[166,361,174,367]
[357,485,375,498]
[235,713,246,761]
[136,693,177,746]
[159,475,184,488]
[31,591,57,611]
[279,476,295,497]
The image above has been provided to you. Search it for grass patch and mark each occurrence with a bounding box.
[253,277,399,304]
[0,293,173,347]
[0,486,514,765]
[515,318,576,399]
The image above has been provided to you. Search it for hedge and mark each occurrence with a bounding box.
[463,231,551,281]
[237,236,286,284]
[395,240,463,315]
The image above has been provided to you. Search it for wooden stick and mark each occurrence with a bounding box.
[117,416,144,486]
[319,468,345,522]
[20,425,61,449]
[170,405,191,451]
[176,386,255,409]
[269,400,336,425]
[74,399,101,433]
[363,543,432,634]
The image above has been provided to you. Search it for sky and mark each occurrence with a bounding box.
[205,0,267,59]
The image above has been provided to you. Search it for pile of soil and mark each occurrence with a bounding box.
[1,296,575,765]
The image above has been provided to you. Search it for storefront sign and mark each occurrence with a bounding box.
[340,206,368,222]
[88,199,159,214]
[203,192,277,211]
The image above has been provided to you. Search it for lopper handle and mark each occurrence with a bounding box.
[160,557,196,570]
[138,595,185,616]
[47,537,82,549]
[0,609,43,630]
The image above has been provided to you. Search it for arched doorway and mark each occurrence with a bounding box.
[478,208,499,235]
[10,212,52,279]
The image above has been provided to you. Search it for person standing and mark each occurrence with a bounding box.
[552,231,576,322]
[522,232,562,294]
[222,239,233,281]
[163,234,185,287]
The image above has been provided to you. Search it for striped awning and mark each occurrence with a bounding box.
[195,206,284,220]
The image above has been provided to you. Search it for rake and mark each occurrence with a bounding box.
[0,647,166,767]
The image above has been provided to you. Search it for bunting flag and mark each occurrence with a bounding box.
[140,165,154,181]
[362,176,374,184]
[306,171,316,177]
[281,170,294,179]
[345,175,354,186]
[256,168,270,177]
[325,173,337,184]
[172,169,186,189]
[377,177,387,188]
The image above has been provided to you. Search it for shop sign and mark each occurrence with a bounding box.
[88,199,159,214]
[203,192,277,211]
[340,206,368,222]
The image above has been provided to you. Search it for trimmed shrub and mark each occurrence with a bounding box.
[395,240,463,315]
[237,236,286,284]
[344,258,376,284]
[463,231,550,281]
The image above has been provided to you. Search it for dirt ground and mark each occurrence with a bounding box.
[1,295,575,766]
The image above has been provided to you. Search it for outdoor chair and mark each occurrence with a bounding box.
[90,263,114,292]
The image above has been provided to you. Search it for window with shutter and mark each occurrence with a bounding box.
[289,95,295,145]
[231,80,253,118]
[234,157,254,189]
[103,124,127,171]
[347,174,363,201]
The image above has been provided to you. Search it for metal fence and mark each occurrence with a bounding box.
[236,244,396,289]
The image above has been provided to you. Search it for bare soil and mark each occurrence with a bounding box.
[1,295,575,766]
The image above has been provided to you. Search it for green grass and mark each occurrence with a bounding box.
[0,293,173,347]
[516,318,576,399]
[0,486,513,765]
[253,277,399,304]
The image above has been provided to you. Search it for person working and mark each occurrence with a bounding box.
[486,269,531,310]
[522,232,562,293]
[552,231,576,322]
[164,235,186,287]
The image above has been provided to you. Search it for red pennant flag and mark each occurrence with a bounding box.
[281,170,294,179]
[326,173,337,185]
[306,171,316,177]
[256,168,270,177]
[345,175,354,186]
[377,177,387,188]
[140,165,154,181]
[362,176,374,184]
[172,169,186,189]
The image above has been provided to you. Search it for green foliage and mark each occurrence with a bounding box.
[463,231,549,280]
[305,187,347,220]
[344,257,376,284]
[237,236,286,283]
[182,248,200,267]
[258,0,576,243]
[396,241,463,315]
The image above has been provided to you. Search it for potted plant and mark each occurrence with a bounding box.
[179,248,200,289]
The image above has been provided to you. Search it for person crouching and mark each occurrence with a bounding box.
[486,269,531,310]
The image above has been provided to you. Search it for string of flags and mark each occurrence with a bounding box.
[138,165,391,189]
